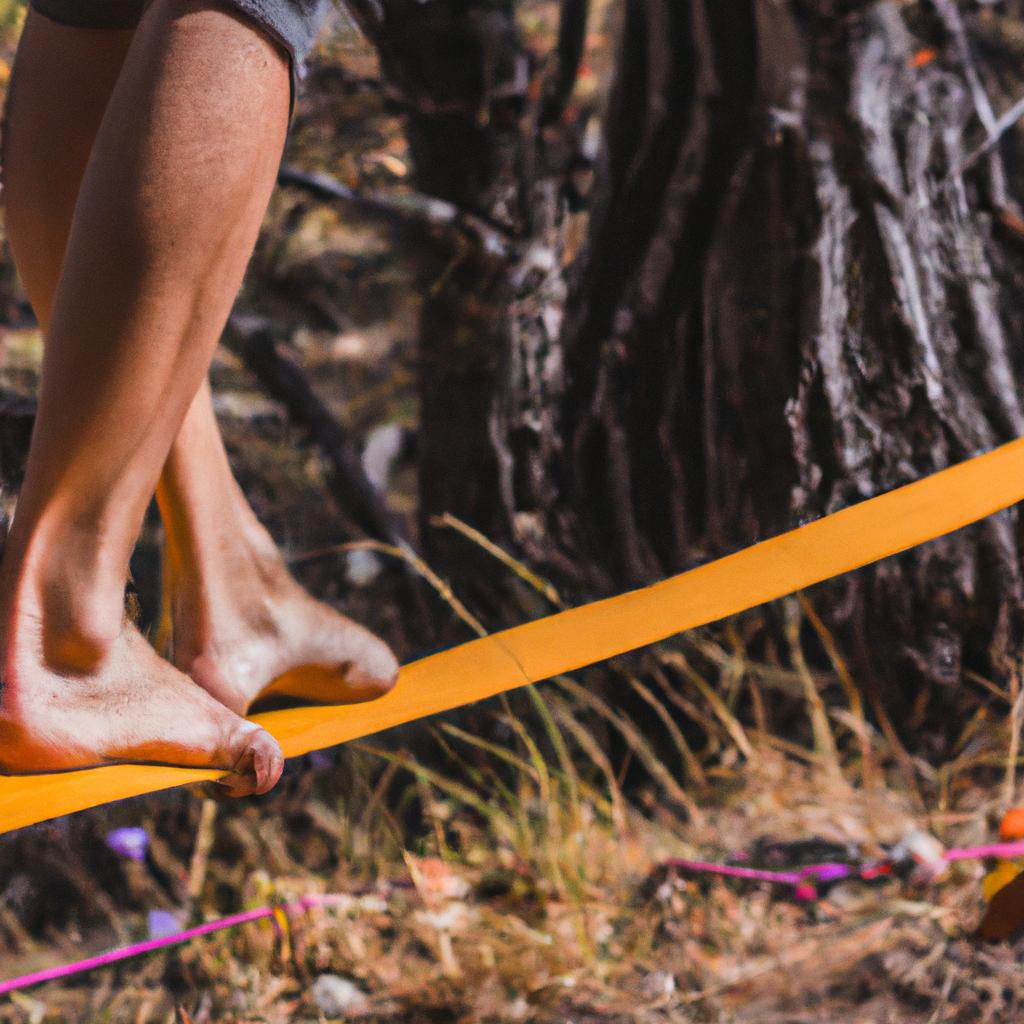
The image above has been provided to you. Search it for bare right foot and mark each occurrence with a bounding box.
[0,540,284,797]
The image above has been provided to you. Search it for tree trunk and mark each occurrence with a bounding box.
[345,0,590,612]
[550,0,1024,732]
[359,0,1024,739]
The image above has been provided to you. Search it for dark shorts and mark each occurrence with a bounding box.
[28,0,333,114]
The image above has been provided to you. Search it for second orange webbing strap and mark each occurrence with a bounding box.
[3,435,1024,835]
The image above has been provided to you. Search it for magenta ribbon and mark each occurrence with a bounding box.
[662,857,857,899]
[0,894,347,997]
[944,841,1024,861]
[4,841,1024,997]
[663,839,1024,901]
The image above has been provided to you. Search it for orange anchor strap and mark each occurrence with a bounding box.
[3,435,1024,836]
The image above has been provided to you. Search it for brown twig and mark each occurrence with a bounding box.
[227,317,402,546]
[187,799,219,904]
[291,538,487,637]
[277,165,513,259]
[542,0,591,126]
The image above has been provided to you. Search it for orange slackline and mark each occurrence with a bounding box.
[3,436,1024,835]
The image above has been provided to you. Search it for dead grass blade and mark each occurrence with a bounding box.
[657,649,754,762]
[797,591,876,789]
[430,512,566,608]
[293,539,488,637]
[357,744,518,843]
[553,675,704,825]
[1005,661,1024,809]
[548,694,629,833]
[525,684,584,828]
[783,597,843,782]
[625,673,708,790]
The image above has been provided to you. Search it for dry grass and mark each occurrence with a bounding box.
[0,591,1020,1023]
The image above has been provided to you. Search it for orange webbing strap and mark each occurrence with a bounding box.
[3,436,1024,835]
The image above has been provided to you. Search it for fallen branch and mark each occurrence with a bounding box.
[226,316,403,546]
[277,165,513,259]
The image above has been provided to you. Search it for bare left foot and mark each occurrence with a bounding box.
[160,526,399,716]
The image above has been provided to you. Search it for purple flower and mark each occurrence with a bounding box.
[106,827,149,862]
[147,909,182,940]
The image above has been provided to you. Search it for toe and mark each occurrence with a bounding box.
[216,723,284,797]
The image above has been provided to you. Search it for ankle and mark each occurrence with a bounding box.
[164,500,288,599]
[163,533,282,632]
[3,514,127,671]
[40,581,123,670]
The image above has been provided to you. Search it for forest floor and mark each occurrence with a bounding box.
[0,3,1022,1022]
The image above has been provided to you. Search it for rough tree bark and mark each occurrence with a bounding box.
[354,0,1024,740]
[343,0,588,598]
[549,0,1024,734]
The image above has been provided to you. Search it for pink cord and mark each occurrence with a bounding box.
[4,842,1024,997]
[0,893,346,997]
[945,840,1024,861]
[0,907,277,996]
[662,858,804,886]
[663,839,1024,902]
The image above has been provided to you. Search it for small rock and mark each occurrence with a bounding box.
[641,970,676,1000]
[892,827,948,884]
[362,422,403,490]
[345,548,381,587]
[311,975,370,1018]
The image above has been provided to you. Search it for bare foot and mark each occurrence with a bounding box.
[0,582,284,796]
[162,526,400,716]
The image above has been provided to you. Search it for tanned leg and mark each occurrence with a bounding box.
[0,2,293,790]
[1,18,132,329]
[2,7,398,722]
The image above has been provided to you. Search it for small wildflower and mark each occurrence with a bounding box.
[147,909,183,939]
[106,827,149,862]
